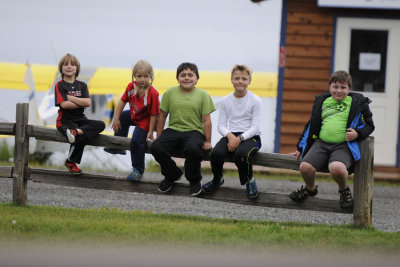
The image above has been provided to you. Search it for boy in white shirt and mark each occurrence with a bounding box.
[202,64,262,199]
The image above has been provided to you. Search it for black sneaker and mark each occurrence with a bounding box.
[158,179,174,193]
[202,178,225,194]
[339,186,353,210]
[289,185,318,202]
[190,182,202,196]
[104,147,126,155]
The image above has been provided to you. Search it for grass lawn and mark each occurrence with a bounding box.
[1,203,399,255]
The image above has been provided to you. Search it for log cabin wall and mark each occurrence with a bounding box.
[279,0,400,154]
[280,0,333,153]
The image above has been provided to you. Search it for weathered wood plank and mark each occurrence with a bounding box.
[282,102,313,113]
[353,137,374,227]
[282,90,321,102]
[285,57,331,69]
[0,166,13,178]
[286,24,332,36]
[285,46,332,58]
[286,34,332,47]
[284,79,328,91]
[0,123,15,135]
[26,124,300,170]
[28,167,350,214]
[287,11,333,25]
[13,104,29,205]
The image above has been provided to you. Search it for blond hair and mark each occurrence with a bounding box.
[231,64,252,80]
[131,60,154,107]
[58,53,80,79]
[132,59,154,84]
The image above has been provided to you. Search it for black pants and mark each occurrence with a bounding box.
[210,134,261,185]
[150,128,205,184]
[57,119,105,163]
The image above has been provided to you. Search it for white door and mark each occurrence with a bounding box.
[334,17,400,166]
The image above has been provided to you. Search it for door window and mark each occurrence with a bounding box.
[349,29,388,93]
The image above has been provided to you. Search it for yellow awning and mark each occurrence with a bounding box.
[0,62,58,92]
[88,68,277,97]
[0,62,277,97]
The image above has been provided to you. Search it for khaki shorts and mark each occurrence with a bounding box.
[302,139,355,173]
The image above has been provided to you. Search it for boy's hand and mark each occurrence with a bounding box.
[203,141,212,151]
[227,136,241,152]
[288,150,301,160]
[346,128,358,141]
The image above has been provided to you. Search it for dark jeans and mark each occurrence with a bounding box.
[114,110,148,174]
[210,133,261,185]
[57,119,105,163]
[150,128,205,184]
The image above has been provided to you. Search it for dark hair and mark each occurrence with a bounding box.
[176,62,199,80]
[58,53,80,79]
[329,70,352,88]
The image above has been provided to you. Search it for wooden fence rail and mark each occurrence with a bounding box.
[0,103,374,227]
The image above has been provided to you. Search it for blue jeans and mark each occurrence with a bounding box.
[115,110,148,174]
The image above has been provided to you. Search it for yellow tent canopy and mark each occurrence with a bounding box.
[0,62,277,97]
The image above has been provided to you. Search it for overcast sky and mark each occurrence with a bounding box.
[0,0,282,72]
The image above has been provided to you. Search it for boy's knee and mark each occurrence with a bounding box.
[233,154,246,164]
[329,161,347,176]
[150,141,160,155]
[300,162,316,175]
[185,145,202,159]
[210,150,224,160]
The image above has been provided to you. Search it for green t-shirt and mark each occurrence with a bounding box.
[160,85,216,134]
[319,96,352,143]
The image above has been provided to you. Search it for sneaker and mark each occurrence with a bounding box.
[66,129,77,144]
[289,185,318,202]
[339,186,353,210]
[127,167,143,181]
[104,147,126,155]
[190,182,202,196]
[202,178,225,194]
[64,159,82,174]
[158,179,175,193]
[246,178,259,200]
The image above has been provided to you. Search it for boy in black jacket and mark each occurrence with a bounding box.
[289,70,374,210]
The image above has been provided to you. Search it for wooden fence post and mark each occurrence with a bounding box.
[353,136,374,227]
[13,103,29,205]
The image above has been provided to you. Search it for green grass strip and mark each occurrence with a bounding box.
[1,203,399,254]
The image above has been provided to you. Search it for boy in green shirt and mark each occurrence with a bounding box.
[289,70,374,210]
[150,62,215,196]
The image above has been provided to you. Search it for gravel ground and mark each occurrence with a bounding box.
[1,172,399,232]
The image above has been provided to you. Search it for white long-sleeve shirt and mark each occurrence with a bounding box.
[218,90,262,140]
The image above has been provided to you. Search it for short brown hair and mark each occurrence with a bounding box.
[329,70,352,88]
[58,53,80,79]
[231,64,252,80]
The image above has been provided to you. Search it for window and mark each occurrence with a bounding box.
[349,29,388,93]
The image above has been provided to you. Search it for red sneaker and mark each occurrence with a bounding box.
[64,159,82,174]
[66,129,77,143]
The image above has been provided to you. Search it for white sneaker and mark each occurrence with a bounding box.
[66,129,77,143]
